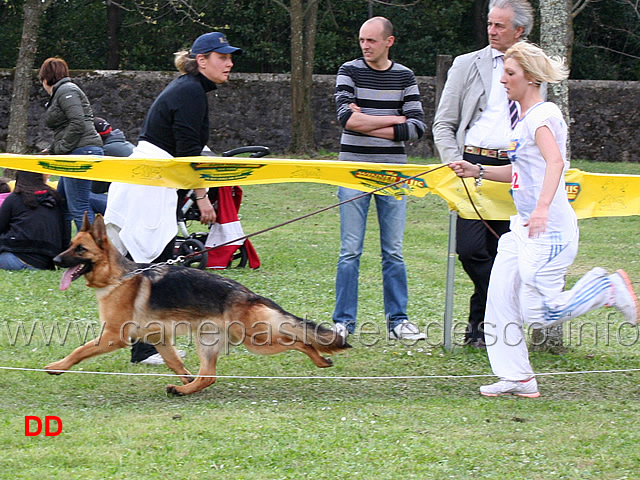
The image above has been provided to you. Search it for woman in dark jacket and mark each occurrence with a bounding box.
[39,57,104,231]
[0,171,69,270]
[104,32,241,364]
[104,33,239,264]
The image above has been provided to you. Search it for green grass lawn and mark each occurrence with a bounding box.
[0,159,639,479]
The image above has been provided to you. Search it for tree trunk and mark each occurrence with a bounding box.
[106,0,122,69]
[531,0,572,352]
[540,0,571,133]
[6,0,50,155]
[288,0,319,155]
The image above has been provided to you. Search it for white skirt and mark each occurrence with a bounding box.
[104,141,177,263]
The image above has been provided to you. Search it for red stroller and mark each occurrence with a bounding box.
[174,146,268,269]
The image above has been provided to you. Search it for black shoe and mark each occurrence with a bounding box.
[466,338,486,349]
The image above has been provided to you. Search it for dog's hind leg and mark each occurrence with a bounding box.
[166,341,221,396]
[44,329,126,373]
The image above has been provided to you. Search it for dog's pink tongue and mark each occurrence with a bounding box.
[59,266,80,291]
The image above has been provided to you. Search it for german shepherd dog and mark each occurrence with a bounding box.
[46,214,350,395]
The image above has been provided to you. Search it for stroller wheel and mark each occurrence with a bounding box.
[176,238,208,269]
[227,245,249,269]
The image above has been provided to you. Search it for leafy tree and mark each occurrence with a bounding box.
[273,0,320,154]
[571,0,640,80]
[2,0,639,154]
[6,0,51,154]
[4,0,213,152]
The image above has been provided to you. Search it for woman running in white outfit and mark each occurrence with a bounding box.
[449,42,638,398]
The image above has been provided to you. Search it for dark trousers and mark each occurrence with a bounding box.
[130,237,176,363]
[458,151,511,343]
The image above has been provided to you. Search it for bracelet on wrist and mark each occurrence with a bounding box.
[195,194,208,200]
[474,163,485,187]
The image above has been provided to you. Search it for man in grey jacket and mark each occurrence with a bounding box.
[432,0,534,348]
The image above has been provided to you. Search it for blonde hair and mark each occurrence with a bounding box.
[174,50,208,75]
[504,42,569,85]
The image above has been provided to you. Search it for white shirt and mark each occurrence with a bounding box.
[507,101,577,244]
[465,49,513,149]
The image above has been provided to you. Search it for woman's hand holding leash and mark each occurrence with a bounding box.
[194,188,216,225]
[449,160,481,179]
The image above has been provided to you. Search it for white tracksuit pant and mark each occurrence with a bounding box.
[484,226,613,381]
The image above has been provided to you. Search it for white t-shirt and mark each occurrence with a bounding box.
[506,101,577,243]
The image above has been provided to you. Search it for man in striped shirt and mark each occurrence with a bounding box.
[332,16,426,343]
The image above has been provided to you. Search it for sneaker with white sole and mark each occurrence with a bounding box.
[332,322,349,342]
[389,320,426,341]
[480,378,540,398]
[139,350,186,366]
[608,269,639,325]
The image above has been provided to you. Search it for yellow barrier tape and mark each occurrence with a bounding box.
[1,153,638,220]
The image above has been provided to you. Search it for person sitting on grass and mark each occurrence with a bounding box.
[0,171,69,271]
[0,177,11,208]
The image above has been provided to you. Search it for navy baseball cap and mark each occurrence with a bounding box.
[190,32,242,56]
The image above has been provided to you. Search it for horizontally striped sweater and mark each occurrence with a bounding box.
[335,57,425,163]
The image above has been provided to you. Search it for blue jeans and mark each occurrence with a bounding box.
[333,187,408,333]
[0,252,39,270]
[58,146,104,230]
[89,193,107,216]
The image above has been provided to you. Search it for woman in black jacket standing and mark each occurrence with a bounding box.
[0,171,69,271]
[39,57,104,231]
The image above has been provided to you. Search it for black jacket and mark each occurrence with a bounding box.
[138,72,216,157]
[0,191,70,269]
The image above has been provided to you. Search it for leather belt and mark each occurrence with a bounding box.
[464,145,509,160]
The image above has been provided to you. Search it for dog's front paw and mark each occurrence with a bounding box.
[44,363,66,375]
[320,357,334,368]
[166,384,185,396]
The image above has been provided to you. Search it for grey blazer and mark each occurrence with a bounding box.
[432,45,494,164]
[432,45,546,164]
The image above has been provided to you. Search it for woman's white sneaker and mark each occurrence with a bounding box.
[609,269,638,325]
[480,378,540,398]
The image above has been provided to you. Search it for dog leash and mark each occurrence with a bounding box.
[459,178,501,240]
[155,164,451,269]
[130,163,494,272]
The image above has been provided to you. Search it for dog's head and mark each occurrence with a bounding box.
[54,213,110,291]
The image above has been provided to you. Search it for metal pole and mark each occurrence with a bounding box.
[443,209,457,351]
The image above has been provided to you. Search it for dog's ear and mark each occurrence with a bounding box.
[80,212,92,232]
[91,214,108,249]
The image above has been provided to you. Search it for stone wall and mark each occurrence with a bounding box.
[0,70,638,161]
